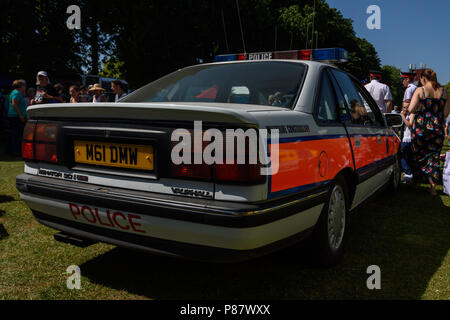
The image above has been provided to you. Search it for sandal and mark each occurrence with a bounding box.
[429,184,438,197]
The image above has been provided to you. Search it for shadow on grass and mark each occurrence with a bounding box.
[0,152,22,162]
[78,186,449,299]
[0,196,15,204]
[0,224,9,239]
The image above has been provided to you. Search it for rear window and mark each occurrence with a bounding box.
[122,61,307,108]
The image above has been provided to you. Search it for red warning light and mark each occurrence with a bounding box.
[299,49,311,60]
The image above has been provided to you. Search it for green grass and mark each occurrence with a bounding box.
[0,148,449,300]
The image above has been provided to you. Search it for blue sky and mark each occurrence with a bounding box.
[326,0,450,84]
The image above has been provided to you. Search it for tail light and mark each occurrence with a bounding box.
[169,136,212,180]
[170,163,212,180]
[169,128,265,184]
[22,122,36,160]
[35,124,58,163]
[35,144,58,163]
[22,141,34,160]
[35,124,58,143]
[214,163,262,183]
[170,162,263,183]
[22,122,59,163]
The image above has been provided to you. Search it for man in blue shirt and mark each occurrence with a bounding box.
[6,79,28,156]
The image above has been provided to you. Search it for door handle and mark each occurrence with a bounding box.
[386,136,390,154]
[354,136,361,148]
[377,135,382,144]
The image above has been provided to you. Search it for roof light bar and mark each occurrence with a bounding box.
[214,48,348,63]
[312,48,349,63]
[214,53,245,62]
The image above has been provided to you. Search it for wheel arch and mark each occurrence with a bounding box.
[334,167,357,207]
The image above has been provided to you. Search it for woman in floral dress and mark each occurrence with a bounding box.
[408,69,450,196]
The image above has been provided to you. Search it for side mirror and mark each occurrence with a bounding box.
[384,113,403,128]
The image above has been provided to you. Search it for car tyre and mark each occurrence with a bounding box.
[389,154,401,193]
[311,175,349,267]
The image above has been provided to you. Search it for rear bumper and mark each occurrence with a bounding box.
[17,174,327,261]
[32,210,313,262]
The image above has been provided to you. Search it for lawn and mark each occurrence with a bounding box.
[0,149,449,300]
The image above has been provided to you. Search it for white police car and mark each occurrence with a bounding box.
[16,49,403,265]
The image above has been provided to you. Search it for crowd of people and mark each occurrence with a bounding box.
[1,70,128,156]
[363,69,450,196]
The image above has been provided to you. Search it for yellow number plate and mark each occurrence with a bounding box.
[74,140,154,171]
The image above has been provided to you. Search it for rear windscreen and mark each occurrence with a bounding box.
[122,61,307,108]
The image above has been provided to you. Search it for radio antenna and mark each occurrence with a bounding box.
[274,25,277,51]
[236,0,246,53]
[221,7,230,53]
[311,0,316,49]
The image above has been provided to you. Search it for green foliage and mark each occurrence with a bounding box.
[445,82,450,93]
[101,0,382,88]
[0,0,83,85]
[382,65,403,107]
[1,0,382,89]
[104,0,305,88]
[343,38,381,80]
[278,1,381,80]
[73,0,117,75]
[99,58,125,79]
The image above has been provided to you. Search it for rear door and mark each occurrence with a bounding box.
[309,69,354,187]
[329,69,391,208]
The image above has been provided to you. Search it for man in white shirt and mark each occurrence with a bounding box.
[111,80,127,102]
[401,72,417,109]
[364,70,393,113]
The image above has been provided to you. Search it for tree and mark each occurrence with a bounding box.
[1,0,383,91]
[343,38,380,80]
[99,57,125,79]
[278,1,380,80]
[103,0,382,88]
[106,0,305,88]
[381,65,403,107]
[0,0,83,85]
[72,0,118,75]
[446,82,450,94]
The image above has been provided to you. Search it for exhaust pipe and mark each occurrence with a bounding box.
[54,232,97,248]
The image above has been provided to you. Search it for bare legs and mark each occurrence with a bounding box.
[429,177,438,196]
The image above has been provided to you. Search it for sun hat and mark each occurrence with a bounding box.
[37,71,48,77]
[88,83,106,92]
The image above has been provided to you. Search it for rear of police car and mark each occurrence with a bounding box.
[16,58,327,262]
